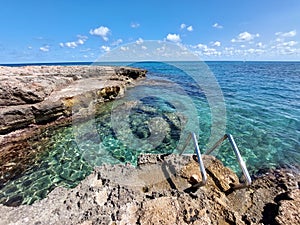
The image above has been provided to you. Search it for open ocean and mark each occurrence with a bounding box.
[1,61,299,205]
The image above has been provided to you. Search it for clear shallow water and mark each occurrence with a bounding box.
[1,61,299,205]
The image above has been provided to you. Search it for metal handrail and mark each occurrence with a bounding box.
[205,134,252,188]
[180,132,252,189]
[179,132,207,188]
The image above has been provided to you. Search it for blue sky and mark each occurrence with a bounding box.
[1,0,300,63]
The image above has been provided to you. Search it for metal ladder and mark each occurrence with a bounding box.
[179,132,252,189]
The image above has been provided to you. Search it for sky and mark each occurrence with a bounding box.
[0,0,300,63]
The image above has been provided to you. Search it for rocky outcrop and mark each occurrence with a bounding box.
[0,154,299,225]
[0,65,147,184]
[1,65,299,224]
[0,65,146,134]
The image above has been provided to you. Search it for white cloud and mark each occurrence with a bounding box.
[131,22,140,28]
[284,41,297,46]
[256,42,263,48]
[180,23,193,32]
[40,45,49,52]
[223,47,234,56]
[156,46,166,52]
[141,46,147,50]
[275,30,296,38]
[65,41,78,48]
[274,41,298,48]
[136,38,144,45]
[271,41,298,55]
[212,23,223,29]
[231,32,259,42]
[77,35,88,43]
[101,45,111,52]
[166,33,181,42]
[272,40,298,54]
[77,39,84,45]
[245,48,265,54]
[112,39,123,46]
[60,35,88,48]
[212,41,221,47]
[220,47,266,58]
[193,43,221,56]
[90,26,110,41]
[195,44,208,50]
[187,26,193,32]
[120,46,129,51]
[180,23,186,29]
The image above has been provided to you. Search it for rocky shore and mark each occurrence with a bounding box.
[0,154,299,225]
[0,65,147,183]
[0,65,299,224]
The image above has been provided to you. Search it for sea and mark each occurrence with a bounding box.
[0,61,299,205]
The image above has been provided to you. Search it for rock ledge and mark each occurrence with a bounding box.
[0,154,299,225]
[0,65,146,184]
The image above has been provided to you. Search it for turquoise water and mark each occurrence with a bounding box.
[0,61,299,205]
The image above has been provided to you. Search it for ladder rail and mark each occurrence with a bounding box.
[226,134,252,187]
[179,132,207,187]
[180,132,252,189]
[191,133,207,186]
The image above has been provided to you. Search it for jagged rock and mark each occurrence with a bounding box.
[32,100,65,124]
[0,105,35,134]
[0,65,147,183]
[115,66,147,79]
[0,66,146,135]
[139,197,180,224]
[0,75,72,106]
[0,66,299,224]
[0,154,298,224]
[276,189,300,225]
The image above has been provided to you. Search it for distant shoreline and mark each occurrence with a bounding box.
[1,60,300,67]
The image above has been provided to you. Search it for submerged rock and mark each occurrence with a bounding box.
[0,154,299,225]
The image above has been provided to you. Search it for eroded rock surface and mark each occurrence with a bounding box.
[0,65,146,134]
[0,154,299,225]
[0,65,146,184]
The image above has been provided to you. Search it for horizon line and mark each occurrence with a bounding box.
[1,59,300,66]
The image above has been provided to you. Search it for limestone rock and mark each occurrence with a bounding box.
[32,100,65,124]
[115,66,147,79]
[0,65,147,183]
[0,105,34,134]
[139,197,180,225]
[276,189,300,225]
[0,75,73,106]
[0,154,298,224]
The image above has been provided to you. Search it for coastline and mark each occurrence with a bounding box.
[0,65,299,224]
[0,65,147,184]
[0,154,299,224]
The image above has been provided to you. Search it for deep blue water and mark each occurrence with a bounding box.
[1,61,299,205]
